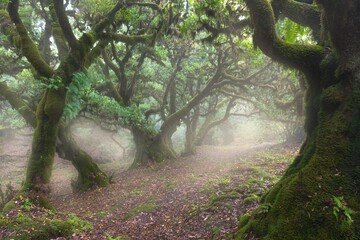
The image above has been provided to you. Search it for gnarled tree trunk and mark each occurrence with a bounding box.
[20,89,65,208]
[57,123,110,192]
[131,127,177,168]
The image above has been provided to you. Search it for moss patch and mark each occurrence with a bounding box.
[125,196,158,219]
[0,208,92,240]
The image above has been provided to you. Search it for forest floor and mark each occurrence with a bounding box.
[0,126,299,240]
[53,142,297,240]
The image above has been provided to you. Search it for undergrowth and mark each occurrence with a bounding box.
[125,196,158,219]
[0,199,92,240]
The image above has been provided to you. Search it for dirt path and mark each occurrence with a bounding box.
[51,142,297,240]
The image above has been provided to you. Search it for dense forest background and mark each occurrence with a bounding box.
[0,0,359,239]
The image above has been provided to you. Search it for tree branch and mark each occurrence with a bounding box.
[52,0,78,49]
[244,0,324,73]
[0,81,36,127]
[7,0,54,77]
[106,33,154,45]
[273,0,320,34]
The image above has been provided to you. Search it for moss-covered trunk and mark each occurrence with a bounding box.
[183,122,197,156]
[194,122,213,146]
[238,76,360,239]
[239,0,360,238]
[19,89,65,207]
[131,127,177,168]
[131,128,151,168]
[57,123,109,192]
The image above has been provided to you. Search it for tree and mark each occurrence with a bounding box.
[1,0,155,209]
[237,0,360,239]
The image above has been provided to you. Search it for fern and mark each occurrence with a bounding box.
[64,71,91,120]
[86,91,158,135]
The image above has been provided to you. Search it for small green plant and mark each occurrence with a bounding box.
[106,233,129,240]
[15,212,31,222]
[244,194,260,204]
[39,76,63,90]
[159,177,177,190]
[125,197,158,219]
[95,211,107,218]
[258,203,272,214]
[66,213,93,232]
[332,196,354,225]
[216,176,231,185]
[20,197,32,211]
[211,226,221,239]
[129,188,143,197]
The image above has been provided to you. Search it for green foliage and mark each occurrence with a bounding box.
[0,107,26,129]
[244,194,260,204]
[64,71,91,119]
[20,197,32,211]
[257,203,272,214]
[180,14,200,34]
[0,211,92,240]
[66,213,93,231]
[78,0,118,15]
[39,76,63,90]
[15,212,31,222]
[0,0,9,6]
[129,188,143,197]
[87,91,158,135]
[332,196,355,225]
[275,19,313,44]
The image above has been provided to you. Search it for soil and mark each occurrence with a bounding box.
[0,122,299,240]
[52,142,296,240]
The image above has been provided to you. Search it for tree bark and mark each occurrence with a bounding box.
[183,111,199,156]
[21,89,65,207]
[57,123,110,192]
[238,1,360,239]
[130,127,177,168]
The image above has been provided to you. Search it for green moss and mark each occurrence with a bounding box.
[321,84,344,112]
[72,170,110,192]
[238,96,360,238]
[70,151,110,192]
[44,89,66,122]
[125,197,158,219]
[131,131,177,168]
[0,212,92,240]
[238,213,251,228]
[37,197,54,210]
[2,199,15,213]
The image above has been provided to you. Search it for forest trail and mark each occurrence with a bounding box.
[50,141,297,240]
